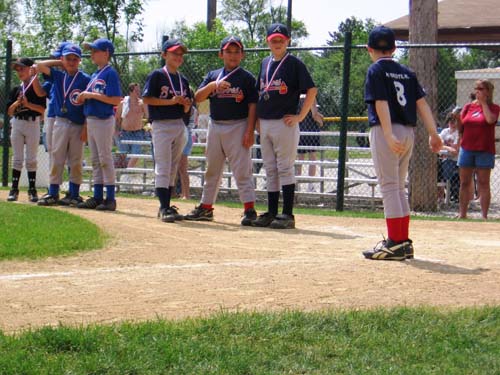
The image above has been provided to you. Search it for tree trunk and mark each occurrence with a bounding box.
[408,0,438,211]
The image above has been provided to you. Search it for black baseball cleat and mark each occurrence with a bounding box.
[270,213,295,229]
[405,239,414,259]
[251,212,275,227]
[28,189,38,203]
[96,199,117,211]
[59,194,84,207]
[241,208,257,226]
[77,197,102,209]
[7,189,19,202]
[362,238,408,261]
[37,194,59,206]
[184,205,214,221]
[158,206,184,223]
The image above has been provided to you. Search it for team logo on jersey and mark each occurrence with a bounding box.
[69,89,83,106]
[90,79,107,94]
[216,87,245,103]
[260,78,288,95]
[160,85,173,99]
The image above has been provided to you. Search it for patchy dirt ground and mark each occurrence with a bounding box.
[1,193,499,333]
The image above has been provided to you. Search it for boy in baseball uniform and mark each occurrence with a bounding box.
[35,43,91,206]
[184,36,258,225]
[362,26,442,260]
[6,58,47,203]
[252,23,317,229]
[142,39,192,223]
[77,38,122,211]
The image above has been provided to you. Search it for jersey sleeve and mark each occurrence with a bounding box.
[245,72,259,103]
[142,70,159,98]
[198,70,216,90]
[105,69,122,97]
[364,64,388,103]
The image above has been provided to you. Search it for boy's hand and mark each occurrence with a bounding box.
[76,92,88,104]
[283,114,300,127]
[429,133,443,153]
[384,133,405,154]
[242,129,254,149]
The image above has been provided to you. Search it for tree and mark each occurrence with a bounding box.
[219,0,308,47]
[408,0,438,211]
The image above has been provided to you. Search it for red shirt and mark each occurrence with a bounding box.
[460,102,500,154]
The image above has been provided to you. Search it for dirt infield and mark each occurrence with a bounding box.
[1,193,499,333]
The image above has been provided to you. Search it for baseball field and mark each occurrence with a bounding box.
[0,192,499,373]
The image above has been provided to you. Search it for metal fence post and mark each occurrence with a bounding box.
[2,40,12,187]
[335,32,352,211]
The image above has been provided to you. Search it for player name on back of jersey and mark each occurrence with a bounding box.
[385,72,410,80]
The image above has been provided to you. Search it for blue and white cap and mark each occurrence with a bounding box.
[51,42,72,58]
[62,43,82,58]
[82,38,115,56]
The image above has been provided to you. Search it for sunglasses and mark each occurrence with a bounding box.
[475,86,486,91]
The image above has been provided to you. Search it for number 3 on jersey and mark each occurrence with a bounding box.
[394,81,407,106]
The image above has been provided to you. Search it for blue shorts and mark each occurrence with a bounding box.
[118,129,149,155]
[457,148,495,169]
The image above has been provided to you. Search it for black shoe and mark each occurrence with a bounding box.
[405,239,414,259]
[28,189,38,203]
[184,205,214,221]
[96,199,117,211]
[158,206,183,223]
[59,194,84,207]
[270,213,295,229]
[241,208,257,226]
[251,212,275,227]
[37,193,59,206]
[77,197,102,209]
[362,238,407,261]
[7,189,19,202]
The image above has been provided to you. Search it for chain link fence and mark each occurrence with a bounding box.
[2,42,500,214]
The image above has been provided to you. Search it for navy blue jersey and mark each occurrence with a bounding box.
[143,68,192,121]
[7,82,46,117]
[47,68,91,125]
[256,54,315,119]
[364,58,425,127]
[199,67,258,121]
[83,65,122,119]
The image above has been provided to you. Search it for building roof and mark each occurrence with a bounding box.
[385,0,500,42]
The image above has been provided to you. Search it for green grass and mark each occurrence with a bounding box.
[0,307,498,374]
[0,202,107,260]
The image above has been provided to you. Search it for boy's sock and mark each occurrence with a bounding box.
[268,191,280,216]
[106,185,115,201]
[156,187,171,209]
[49,184,60,197]
[386,217,404,243]
[201,203,213,210]
[93,184,104,201]
[244,201,254,211]
[282,184,295,216]
[11,169,21,190]
[27,171,36,190]
[401,215,410,240]
[69,182,81,198]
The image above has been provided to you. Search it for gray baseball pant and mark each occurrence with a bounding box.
[370,124,414,218]
[45,117,55,170]
[10,117,41,171]
[201,119,255,205]
[50,117,84,185]
[151,119,186,188]
[87,116,115,185]
[259,118,300,191]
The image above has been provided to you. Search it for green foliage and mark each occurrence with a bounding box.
[0,307,498,374]
[0,202,107,260]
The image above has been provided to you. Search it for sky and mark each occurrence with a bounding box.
[136,0,410,50]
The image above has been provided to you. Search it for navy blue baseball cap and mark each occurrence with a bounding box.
[220,36,244,51]
[162,39,188,53]
[62,43,82,58]
[12,57,34,68]
[52,42,72,58]
[82,38,115,56]
[368,26,396,50]
[267,23,290,41]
